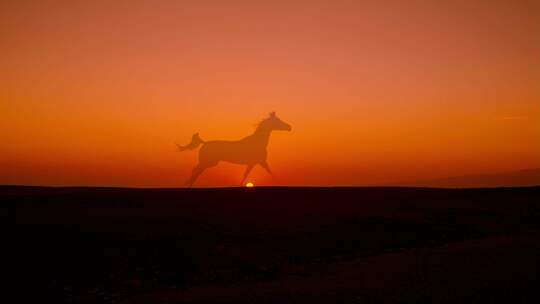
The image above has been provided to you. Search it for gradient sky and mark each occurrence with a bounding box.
[1,0,539,187]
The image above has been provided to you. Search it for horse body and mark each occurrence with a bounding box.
[200,137,267,165]
[178,112,291,186]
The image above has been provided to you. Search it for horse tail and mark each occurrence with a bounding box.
[177,133,205,151]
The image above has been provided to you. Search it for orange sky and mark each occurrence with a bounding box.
[1,0,539,187]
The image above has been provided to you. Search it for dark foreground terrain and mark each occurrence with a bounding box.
[3,186,540,303]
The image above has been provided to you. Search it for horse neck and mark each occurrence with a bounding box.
[251,125,272,147]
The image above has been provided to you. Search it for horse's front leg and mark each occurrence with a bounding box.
[240,164,255,186]
[260,161,272,175]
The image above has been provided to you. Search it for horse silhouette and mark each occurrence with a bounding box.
[178,112,292,186]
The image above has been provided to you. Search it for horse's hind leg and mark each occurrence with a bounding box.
[185,165,202,187]
[186,162,214,187]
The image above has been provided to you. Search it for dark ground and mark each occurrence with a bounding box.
[2,186,540,303]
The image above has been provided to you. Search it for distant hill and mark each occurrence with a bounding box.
[403,168,540,188]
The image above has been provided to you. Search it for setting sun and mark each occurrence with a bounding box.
[245,182,254,188]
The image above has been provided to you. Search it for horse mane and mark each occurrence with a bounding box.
[255,117,268,128]
[255,112,275,130]
[253,118,267,132]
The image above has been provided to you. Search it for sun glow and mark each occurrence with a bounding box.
[245,182,254,188]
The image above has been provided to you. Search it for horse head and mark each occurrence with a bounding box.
[260,112,292,132]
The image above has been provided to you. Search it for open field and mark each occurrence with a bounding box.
[3,186,540,303]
